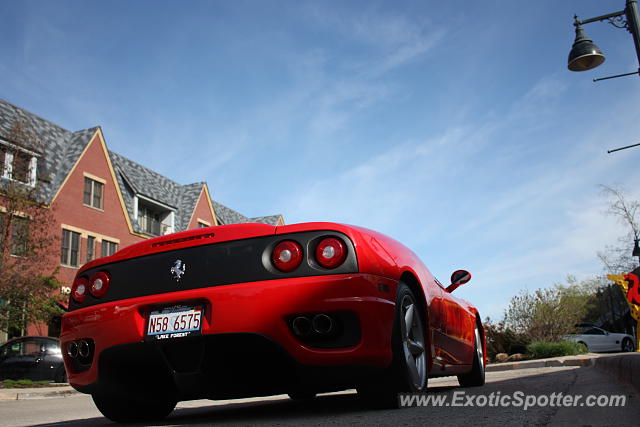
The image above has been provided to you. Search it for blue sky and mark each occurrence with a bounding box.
[1,0,640,319]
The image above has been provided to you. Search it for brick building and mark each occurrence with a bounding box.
[0,98,283,341]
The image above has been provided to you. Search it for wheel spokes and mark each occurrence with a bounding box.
[404,303,414,338]
[407,339,424,357]
[405,351,420,383]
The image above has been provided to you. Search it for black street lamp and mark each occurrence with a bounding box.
[568,0,640,81]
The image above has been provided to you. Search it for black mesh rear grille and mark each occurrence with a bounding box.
[69,231,358,311]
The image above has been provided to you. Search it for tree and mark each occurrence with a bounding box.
[503,277,595,342]
[598,185,640,274]
[0,120,63,336]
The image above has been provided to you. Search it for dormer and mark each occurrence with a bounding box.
[133,194,175,237]
[0,138,38,187]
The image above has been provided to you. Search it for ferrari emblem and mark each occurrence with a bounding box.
[170,260,186,281]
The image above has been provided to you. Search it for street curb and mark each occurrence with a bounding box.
[0,386,79,401]
[593,353,640,393]
[487,355,595,372]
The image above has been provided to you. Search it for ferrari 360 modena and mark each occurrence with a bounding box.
[60,222,485,422]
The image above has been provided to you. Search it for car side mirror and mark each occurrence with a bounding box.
[446,269,472,293]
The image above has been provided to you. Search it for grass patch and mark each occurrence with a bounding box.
[526,340,588,359]
[0,379,59,389]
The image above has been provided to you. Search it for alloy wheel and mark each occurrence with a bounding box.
[399,294,426,388]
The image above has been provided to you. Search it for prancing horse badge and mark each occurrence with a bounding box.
[170,260,186,282]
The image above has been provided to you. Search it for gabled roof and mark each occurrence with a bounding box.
[0,98,283,232]
[0,99,96,204]
[213,201,283,226]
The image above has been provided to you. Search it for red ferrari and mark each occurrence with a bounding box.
[60,222,485,422]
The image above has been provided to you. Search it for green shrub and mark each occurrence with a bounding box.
[526,340,587,359]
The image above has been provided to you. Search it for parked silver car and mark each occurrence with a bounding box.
[564,325,635,353]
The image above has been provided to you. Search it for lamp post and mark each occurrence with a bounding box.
[568,1,640,153]
[568,0,640,80]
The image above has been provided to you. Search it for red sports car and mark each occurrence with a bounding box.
[60,222,485,422]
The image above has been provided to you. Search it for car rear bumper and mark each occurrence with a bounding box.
[61,273,397,392]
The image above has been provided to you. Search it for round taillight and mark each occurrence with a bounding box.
[71,277,88,303]
[315,237,347,268]
[272,240,303,272]
[89,271,110,298]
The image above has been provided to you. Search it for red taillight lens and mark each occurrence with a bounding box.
[89,271,110,298]
[315,237,347,268]
[71,277,88,303]
[272,240,303,272]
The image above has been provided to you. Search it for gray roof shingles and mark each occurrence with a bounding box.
[0,98,283,232]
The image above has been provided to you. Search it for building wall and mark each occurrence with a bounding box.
[24,131,145,336]
[49,131,145,291]
[187,187,217,229]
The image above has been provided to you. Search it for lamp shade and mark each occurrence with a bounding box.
[568,25,605,71]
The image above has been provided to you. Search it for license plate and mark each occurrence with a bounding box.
[146,305,202,340]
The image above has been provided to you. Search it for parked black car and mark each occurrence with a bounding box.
[0,336,66,382]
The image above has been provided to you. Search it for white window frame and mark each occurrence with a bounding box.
[134,194,175,236]
[83,174,105,210]
[61,229,81,267]
[0,140,38,187]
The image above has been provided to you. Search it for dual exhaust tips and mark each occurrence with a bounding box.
[292,313,334,337]
[67,340,91,359]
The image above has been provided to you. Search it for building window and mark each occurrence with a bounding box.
[0,214,30,256]
[137,201,174,236]
[0,143,38,186]
[101,239,117,257]
[61,229,80,267]
[11,217,29,257]
[83,177,104,209]
[0,146,7,177]
[12,151,31,183]
[86,236,95,262]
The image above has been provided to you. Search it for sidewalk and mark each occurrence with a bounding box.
[0,385,79,400]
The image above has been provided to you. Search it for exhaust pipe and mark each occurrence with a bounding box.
[312,314,333,335]
[292,316,312,337]
[67,341,78,358]
[78,340,90,358]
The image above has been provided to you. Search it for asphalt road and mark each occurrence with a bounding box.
[1,365,639,426]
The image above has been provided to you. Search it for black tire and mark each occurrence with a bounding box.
[54,366,67,383]
[92,393,176,423]
[457,324,485,387]
[357,282,428,408]
[622,338,634,352]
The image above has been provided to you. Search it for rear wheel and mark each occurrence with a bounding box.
[457,324,485,387]
[622,338,634,352]
[92,393,176,423]
[357,282,427,408]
